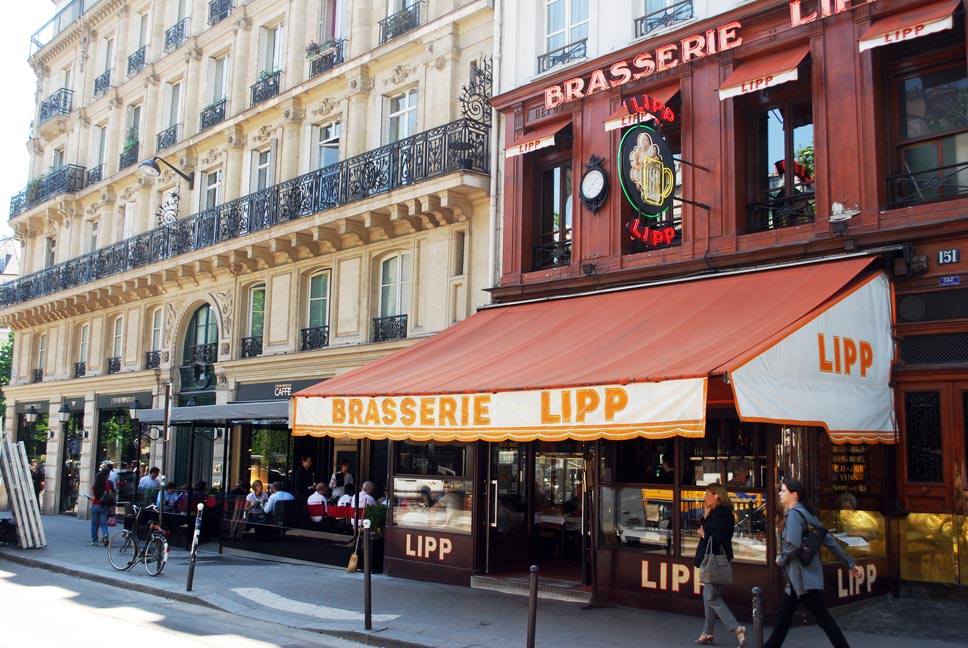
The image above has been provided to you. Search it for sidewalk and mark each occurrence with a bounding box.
[0,515,962,648]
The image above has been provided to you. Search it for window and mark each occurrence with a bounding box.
[320,0,345,41]
[904,391,943,483]
[166,82,182,128]
[392,442,472,535]
[122,203,136,240]
[44,238,56,268]
[531,125,573,270]
[248,285,265,337]
[112,316,124,358]
[78,324,89,362]
[62,66,72,89]
[261,25,284,73]
[127,104,142,142]
[453,230,466,276]
[379,252,411,317]
[317,121,341,168]
[545,0,588,52]
[136,12,149,48]
[174,0,188,21]
[151,308,163,351]
[308,271,330,328]
[252,149,272,191]
[103,37,114,73]
[204,169,222,209]
[387,89,418,143]
[93,125,107,166]
[87,220,99,253]
[37,334,47,370]
[211,55,229,102]
[52,147,65,169]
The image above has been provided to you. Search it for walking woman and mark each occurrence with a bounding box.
[695,483,746,646]
[90,465,114,546]
[764,479,862,648]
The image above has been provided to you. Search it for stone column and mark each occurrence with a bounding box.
[43,401,62,514]
[285,0,308,88]
[281,99,305,181]
[229,15,253,117]
[224,125,246,201]
[77,394,96,519]
[182,46,203,137]
[343,66,371,157]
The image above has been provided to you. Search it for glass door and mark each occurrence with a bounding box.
[486,441,530,574]
[59,413,83,514]
[533,442,585,576]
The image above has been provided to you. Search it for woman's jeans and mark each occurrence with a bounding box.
[764,589,850,648]
[90,504,109,542]
[703,582,739,635]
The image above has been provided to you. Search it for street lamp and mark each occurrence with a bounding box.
[53,402,70,440]
[25,406,38,424]
[138,156,194,190]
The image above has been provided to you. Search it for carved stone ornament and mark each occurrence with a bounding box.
[220,342,230,356]
[312,97,339,118]
[209,291,233,337]
[434,56,447,71]
[388,64,417,86]
[201,148,223,166]
[252,124,274,144]
[44,219,57,237]
[119,186,138,202]
[216,373,228,387]
[163,303,176,347]
[85,202,101,217]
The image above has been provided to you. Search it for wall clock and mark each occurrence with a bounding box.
[580,155,608,213]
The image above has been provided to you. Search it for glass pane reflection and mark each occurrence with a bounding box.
[600,486,672,554]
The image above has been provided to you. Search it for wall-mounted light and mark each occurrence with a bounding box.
[25,405,38,424]
[829,202,859,236]
[138,156,194,190]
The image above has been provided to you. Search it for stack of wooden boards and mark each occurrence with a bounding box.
[0,440,47,548]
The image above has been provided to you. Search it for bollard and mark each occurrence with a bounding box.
[186,502,204,592]
[751,586,764,648]
[527,564,539,648]
[363,520,372,631]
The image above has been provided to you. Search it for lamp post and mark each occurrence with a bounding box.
[23,405,37,447]
[138,156,194,189]
[54,402,70,441]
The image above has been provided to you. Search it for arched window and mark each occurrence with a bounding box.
[248,284,266,337]
[183,304,218,365]
[379,252,411,318]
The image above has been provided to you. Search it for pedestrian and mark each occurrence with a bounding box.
[29,460,45,502]
[90,465,115,546]
[694,483,745,647]
[764,479,862,648]
[293,455,315,503]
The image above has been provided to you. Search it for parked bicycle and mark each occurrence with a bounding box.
[107,503,168,576]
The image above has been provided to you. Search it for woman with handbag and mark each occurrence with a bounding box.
[695,483,745,647]
[90,465,115,546]
[764,479,863,648]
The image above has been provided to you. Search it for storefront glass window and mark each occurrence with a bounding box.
[600,486,673,554]
[899,513,959,584]
[819,510,887,562]
[681,420,767,488]
[904,391,943,482]
[680,488,767,564]
[248,427,290,486]
[394,442,467,476]
[392,476,473,534]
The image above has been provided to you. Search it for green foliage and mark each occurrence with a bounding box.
[123,127,139,152]
[795,144,814,180]
[364,504,387,538]
[101,414,134,447]
[0,334,11,414]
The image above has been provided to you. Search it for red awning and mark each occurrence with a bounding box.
[859,0,959,52]
[604,84,680,132]
[719,44,811,101]
[504,118,570,159]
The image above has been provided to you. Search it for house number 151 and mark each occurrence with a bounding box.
[938,249,960,265]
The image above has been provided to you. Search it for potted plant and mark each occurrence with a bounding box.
[305,41,322,59]
[122,127,138,153]
[258,69,278,83]
[362,503,387,572]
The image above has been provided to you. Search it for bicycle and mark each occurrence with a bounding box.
[107,503,168,576]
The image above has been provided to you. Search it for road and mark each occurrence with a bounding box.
[0,559,370,648]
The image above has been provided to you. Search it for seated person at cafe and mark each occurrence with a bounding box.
[264,481,294,516]
[727,461,751,488]
[357,481,377,508]
[157,482,183,510]
[138,467,161,504]
[329,461,355,499]
[245,480,269,522]
[307,482,330,522]
[337,483,358,507]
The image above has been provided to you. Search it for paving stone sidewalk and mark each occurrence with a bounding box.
[0,515,962,648]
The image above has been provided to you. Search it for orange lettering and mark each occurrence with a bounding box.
[473,395,491,426]
[563,77,585,103]
[680,35,705,63]
[400,397,417,426]
[604,387,629,421]
[544,86,564,110]
[438,397,457,427]
[364,399,381,425]
[348,399,364,425]
[575,389,600,423]
[609,61,632,87]
[332,398,346,424]
[834,336,842,374]
[381,398,398,425]
[541,391,561,424]
[419,398,436,427]
[818,334,833,373]
[843,338,857,376]
[788,0,817,27]
[655,44,679,72]
[632,53,655,79]
[717,21,743,50]
[859,341,873,378]
[585,69,609,95]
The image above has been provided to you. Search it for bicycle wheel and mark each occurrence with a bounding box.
[107,532,137,571]
[143,535,168,576]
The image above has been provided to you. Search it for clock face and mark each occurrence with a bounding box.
[581,168,606,199]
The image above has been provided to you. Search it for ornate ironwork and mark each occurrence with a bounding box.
[119,143,140,171]
[208,0,232,25]
[887,161,968,209]
[240,336,262,358]
[74,361,86,378]
[745,190,815,234]
[165,17,189,52]
[0,117,489,308]
[309,40,345,79]
[904,391,943,483]
[251,70,281,106]
[200,98,227,131]
[458,58,492,127]
[537,39,587,74]
[9,164,87,217]
[144,350,161,370]
[32,368,43,383]
[634,0,694,38]
[127,45,147,77]
[156,124,180,152]
[300,326,330,351]
[31,0,95,54]
[39,88,73,124]
[189,343,217,364]
[106,357,121,374]
[86,164,104,186]
[380,1,422,44]
[373,315,407,342]
[533,240,572,270]
[93,69,111,97]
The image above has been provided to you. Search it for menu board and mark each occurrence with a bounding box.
[831,444,869,493]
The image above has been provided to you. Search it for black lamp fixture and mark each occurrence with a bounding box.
[138,156,194,190]
[25,405,38,425]
[54,402,70,440]
[129,399,142,421]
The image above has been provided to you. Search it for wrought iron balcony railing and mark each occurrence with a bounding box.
[32,368,43,383]
[93,69,111,97]
[127,45,148,76]
[373,315,407,343]
[165,18,189,52]
[106,357,121,374]
[634,0,694,38]
[380,1,422,44]
[144,350,162,370]
[887,161,968,209]
[187,343,217,365]
[157,124,181,152]
[240,336,262,358]
[251,70,281,106]
[30,0,97,54]
[200,98,227,131]
[9,164,87,217]
[119,143,140,171]
[745,190,816,234]
[208,0,232,25]
[309,40,345,79]
[74,361,86,378]
[300,326,330,351]
[537,38,587,74]
[533,239,572,270]
[86,164,104,186]
[0,117,489,309]
[38,88,73,124]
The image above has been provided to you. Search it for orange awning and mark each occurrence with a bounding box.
[604,84,680,132]
[294,257,896,444]
[504,118,570,158]
[859,0,959,52]
[719,44,810,101]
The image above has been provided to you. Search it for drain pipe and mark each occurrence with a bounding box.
[486,0,503,297]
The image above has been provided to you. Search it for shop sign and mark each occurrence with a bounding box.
[404,533,453,561]
[789,0,873,28]
[64,397,85,411]
[96,392,153,409]
[236,379,321,402]
[641,558,701,595]
[15,400,49,415]
[836,562,877,598]
[939,276,961,287]
[604,94,678,133]
[938,249,960,265]
[619,123,677,251]
[817,333,874,377]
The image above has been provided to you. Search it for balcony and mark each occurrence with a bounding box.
[0,117,489,309]
[533,240,572,270]
[373,315,407,343]
[188,343,217,365]
[30,0,97,54]
[240,336,262,358]
[74,361,86,378]
[38,88,73,124]
[634,0,694,38]
[144,350,162,370]
[309,40,345,79]
[380,1,422,44]
[251,70,281,106]
[300,326,330,351]
[200,98,227,131]
[9,165,87,217]
[165,18,189,52]
[208,0,232,26]
[93,69,111,97]
[127,45,148,77]
[86,164,104,186]
[32,368,43,383]
[119,143,140,171]
[887,161,968,209]
[157,124,181,152]
[106,357,121,374]
[745,190,816,234]
[537,39,587,74]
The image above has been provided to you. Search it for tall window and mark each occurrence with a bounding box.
[388,89,418,142]
[93,125,107,166]
[112,316,124,358]
[136,12,149,48]
[173,0,188,21]
[204,169,222,209]
[545,0,588,52]
[531,124,573,270]
[166,82,182,128]
[183,304,218,364]
[37,334,47,371]
[248,285,266,338]
[261,25,284,73]
[211,55,229,102]
[317,121,341,168]
[308,271,330,328]
[87,220,99,253]
[62,66,72,89]
[78,324,89,362]
[252,149,272,190]
[52,147,65,169]
[320,0,345,41]
[380,252,411,317]
[127,104,142,142]
[151,308,163,351]
[122,203,136,240]
[44,238,56,268]
[103,37,114,73]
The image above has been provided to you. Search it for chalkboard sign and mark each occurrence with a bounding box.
[831,444,869,493]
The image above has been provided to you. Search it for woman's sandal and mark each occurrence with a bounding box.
[734,626,747,648]
[694,634,715,645]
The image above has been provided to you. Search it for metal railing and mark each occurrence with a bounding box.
[0,117,489,308]
[86,164,104,187]
[165,17,190,52]
[187,343,217,364]
[10,165,87,217]
[93,69,111,97]
[533,239,572,270]
[32,368,43,383]
[251,70,281,106]
[106,357,121,374]
[373,315,407,342]
[144,350,161,370]
[380,1,422,44]
[119,143,140,171]
[208,0,232,25]
[300,325,330,351]
[200,98,227,131]
[240,336,262,358]
[887,160,968,209]
[537,38,587,74]
[157,124,181,152]
[745,190,816,234]
[74,361,86,378]
[30,0,99,54]
[309,40,345,79]
[127,45,148,76]
[38,88,73,124]
[634,0,694,38]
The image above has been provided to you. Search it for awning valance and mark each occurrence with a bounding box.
[138,400,289,426]
[604,84,680,133]
[859,0,959,52]
[719,44,811,101]
[294,257,896,445]
[505,118,570,158]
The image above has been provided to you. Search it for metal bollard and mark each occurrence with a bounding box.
[527,564,539,648]
[186,502,204,592]
[751,586,764,648]
[363,520,372,631]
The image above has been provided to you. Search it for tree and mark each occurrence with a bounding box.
[0,333,13,415]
